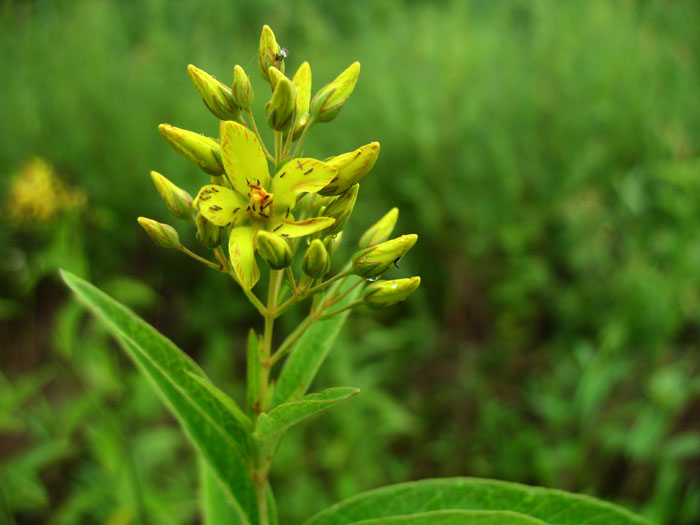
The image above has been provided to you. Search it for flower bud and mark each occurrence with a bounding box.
[137,217,181,249]
[319,142,380,196]
[351,234,418,278]
[309,62,360,123]
[195,212,222,249]
[324,232,343,256]
[150,171,193,219]
[232,65,254,110]
[187,64,240,121]
[257,230,293,269]
[362,277,421,309]
[292,61,312,136]
[158,124,224,175]
[359,208,398,249]
[265,72,296,131]
[323,184,359,236]
[303,239,331,278]
[258,25,285,81]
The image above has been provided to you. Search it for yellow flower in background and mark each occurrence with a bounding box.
[194,121,337,289]
[6,157,85,224]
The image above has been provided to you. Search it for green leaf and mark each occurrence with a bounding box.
[200,459,247,525]
[60,270,258,524]
[304,478,651,525]
[348,510,546,524]
[255,387,359,441]
[272,277,364,406]
[186,371,253,433]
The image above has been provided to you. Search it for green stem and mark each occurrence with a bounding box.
[291,117,315,158]
[178,245,225,272]
[318,299,364,320]
[246,109,274,162]
[305,269,351,295]
[325,276,363,308]
[269,311,318,366]
[215,246,267,316]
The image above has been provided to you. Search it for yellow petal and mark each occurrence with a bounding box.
[268,217,334,238]
[194,185,248,227]
[220,120,270,196]
[269,158,337,215]
[229,225,260,290]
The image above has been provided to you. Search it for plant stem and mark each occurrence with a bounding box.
[246,108,275,162]
[178,245,225,272]
[318,299,364,320]
[255,480,269,525]
[305,269,352,295]
[291,117,314,158]
[269,311,318,366]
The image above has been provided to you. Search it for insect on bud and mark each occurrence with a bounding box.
[319,142,380,196]
[309,62,360,123]
[358,208,398,249]
[303,239,331,278]
[150,171,193,220]
[257,230,293,269]
[265,72,296,131]
[362,277,421,309]
[323,184,359,236]
[292,61,312,137]
[258,25,286,81]
[195,212,222,249]
[232,65,254,110]
[158,124,224,175]
[137,217,181,249]
[351,234,418,278]
[187,64,241,121]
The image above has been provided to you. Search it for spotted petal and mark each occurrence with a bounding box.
[270,158,337,215]
[229,225,260,290]
[194,185,248,227]
[268,217,335,238]
[220,120,270,196]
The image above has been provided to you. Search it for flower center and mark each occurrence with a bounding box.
[248,182,273,218]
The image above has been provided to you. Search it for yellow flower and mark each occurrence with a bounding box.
[194,121,337,289]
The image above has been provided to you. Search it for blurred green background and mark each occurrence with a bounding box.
[2,0,700,523]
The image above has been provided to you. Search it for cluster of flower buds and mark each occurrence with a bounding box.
[138,25,420,312]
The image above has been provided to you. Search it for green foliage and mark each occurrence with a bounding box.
[306,478,650,525]
[3,0,700,523]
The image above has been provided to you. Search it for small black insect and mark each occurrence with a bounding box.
[275,47,288,62]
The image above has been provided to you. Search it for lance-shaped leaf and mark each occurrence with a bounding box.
[255,387,359,442]
[221,120,270,195]
[247,329,262,414]
[272,277,364,406]
[304,477,651,525]
[270,158,337,215]
[348,510,547,524]
[60,270,259,524]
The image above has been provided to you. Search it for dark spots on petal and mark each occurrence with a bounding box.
[303,168,314,175]
[273,224,282,232]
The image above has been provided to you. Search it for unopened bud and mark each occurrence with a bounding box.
[158,124,224,175]
[265,72,296,131]
[195,212,222,249]
[319,142,380,196]
[187,65,240,121]
[293,61,312,136]
[137,217,180,249]
[362,277,421,309]
[232,65,254,110]
[303,239,330,278]
[323,184,359,235]
[150,171,193,219]
[324,232,343,256]
[257,230,293,269]
[310,62,360,123]
[258,25,285,81]
[359,208,398,249]
[352,234,417,278]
